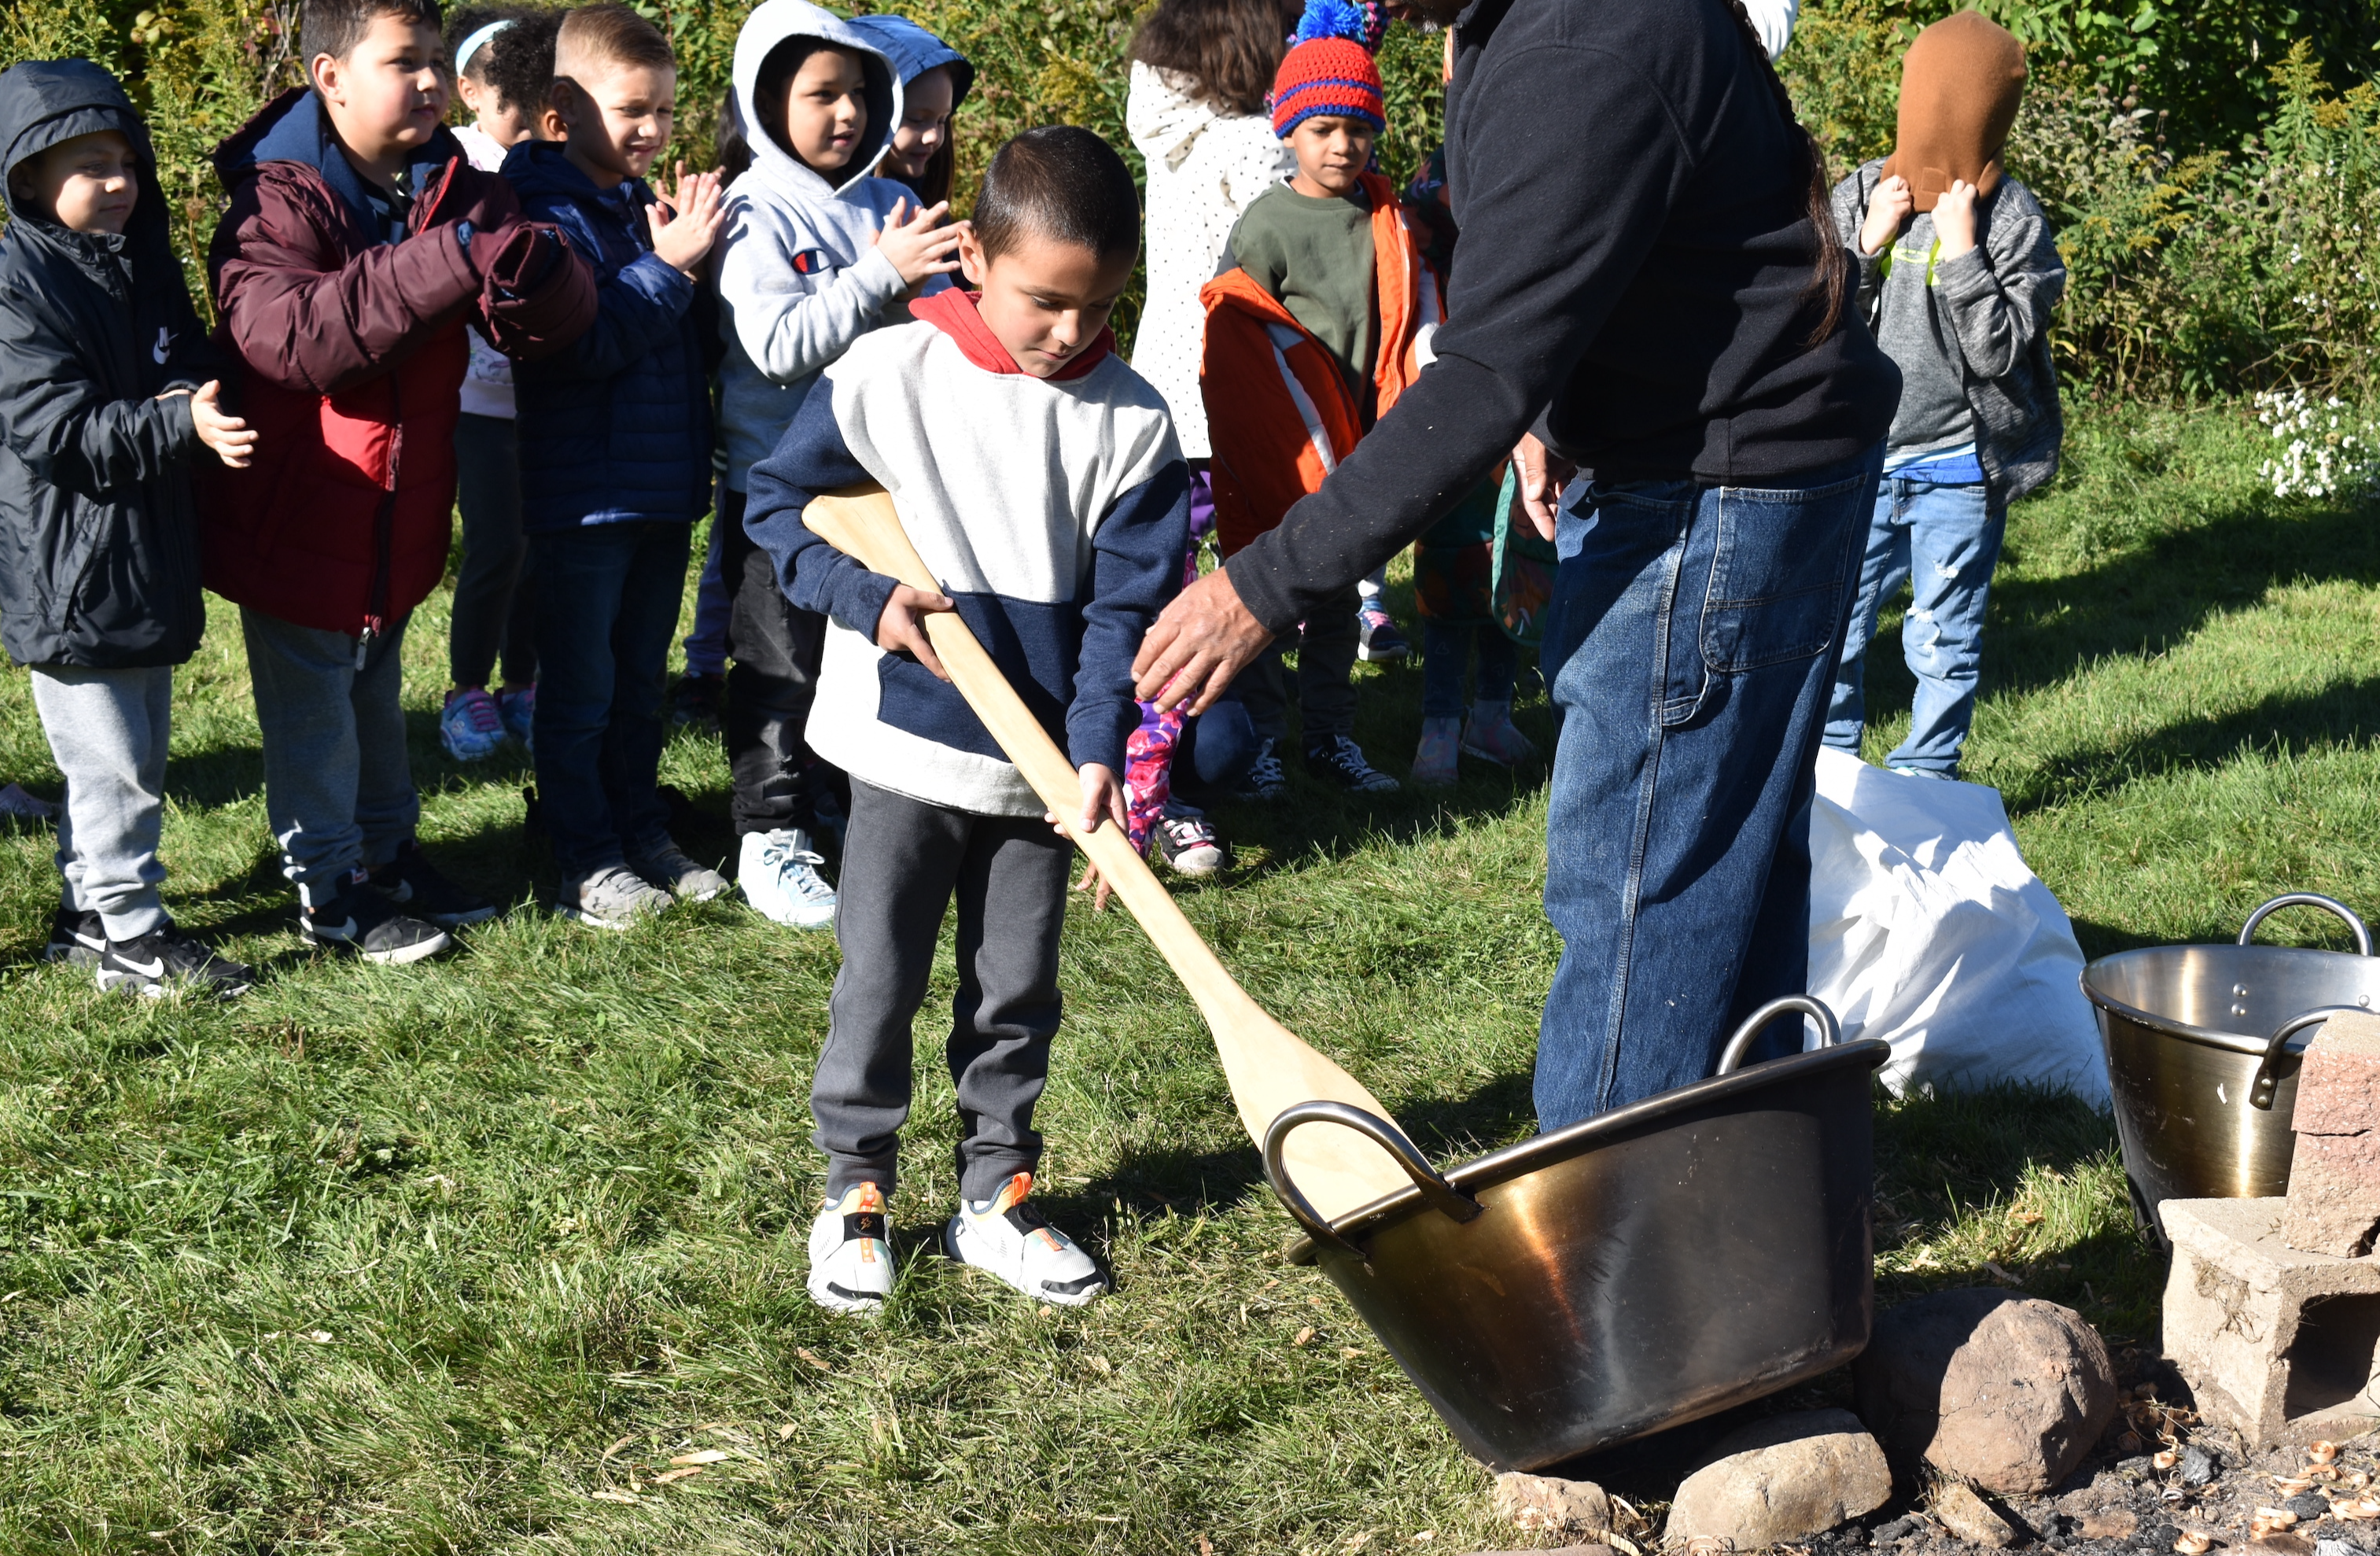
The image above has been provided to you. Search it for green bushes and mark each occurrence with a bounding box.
[2,0,2372,400]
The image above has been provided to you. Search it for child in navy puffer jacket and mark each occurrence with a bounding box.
[509,2,728,929]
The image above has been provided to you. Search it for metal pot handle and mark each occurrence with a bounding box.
[2250,1004,2364,1110]
[2238,894,2373,957]
[1263,1101,1481,1263]
[1714,995,1844,1076]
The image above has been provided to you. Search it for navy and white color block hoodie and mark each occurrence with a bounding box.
[717,0,944,490]
[742,290,1190,818]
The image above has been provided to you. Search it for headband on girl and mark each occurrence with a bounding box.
[454,18,513,77]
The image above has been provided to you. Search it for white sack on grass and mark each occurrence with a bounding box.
[1805,747,2110,1106]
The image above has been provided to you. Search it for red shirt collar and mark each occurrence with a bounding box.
[910,287,1114,382]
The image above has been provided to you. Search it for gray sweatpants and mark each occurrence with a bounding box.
[1232,583,1361,750]
[241,607,420,909]
[813,778,1074,1201]
[30,664,172,941]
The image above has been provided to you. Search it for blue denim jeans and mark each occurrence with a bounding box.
[531,522,691,876]
[1823,476,2005,778]
[1421,620,1517,719]
[1535,447,1882,1129]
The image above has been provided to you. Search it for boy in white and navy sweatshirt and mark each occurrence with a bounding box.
[745,127,1188,1317]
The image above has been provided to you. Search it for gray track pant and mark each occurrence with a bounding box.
[30,664,173,941]
[813,779,1074,1201]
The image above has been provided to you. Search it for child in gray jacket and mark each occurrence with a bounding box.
[1822,10,2064,782]
[713,0,961,930]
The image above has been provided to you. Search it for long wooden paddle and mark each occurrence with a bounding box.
[803,483,1415,1225]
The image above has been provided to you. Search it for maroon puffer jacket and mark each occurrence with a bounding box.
[200,89,595,637]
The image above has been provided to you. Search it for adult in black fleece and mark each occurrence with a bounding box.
[1137,0,1903,1126]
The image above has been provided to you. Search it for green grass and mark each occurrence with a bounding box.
[0,400,2371,1552]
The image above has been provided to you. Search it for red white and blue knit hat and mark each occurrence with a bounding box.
[1270,0,1387,138]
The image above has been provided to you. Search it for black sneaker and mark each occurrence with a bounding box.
[1303,734,1401,794]
[44,907,105,966]
[302,870,452,964]
[671,671,724,731]
[1234,738,1288,802]
[98,924,256,999]
[369,839,497,927]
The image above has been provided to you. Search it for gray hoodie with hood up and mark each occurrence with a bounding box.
[717,0,941,489]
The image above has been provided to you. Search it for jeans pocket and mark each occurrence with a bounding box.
[1698,474,1866,675]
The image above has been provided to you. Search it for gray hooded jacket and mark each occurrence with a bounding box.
[716,0,942,489]
[1830,159,2065,503]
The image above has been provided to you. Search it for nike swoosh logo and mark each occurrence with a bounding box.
[311,918,358,938]
[153,327,170,365]
[116,955,165,976]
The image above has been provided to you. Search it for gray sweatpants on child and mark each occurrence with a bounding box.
[241,607,420,909]
[30,664,172,941]
[813,777,1074,1202]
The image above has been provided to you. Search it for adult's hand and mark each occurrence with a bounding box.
[1131,566,1275,714]
[1513,432,1577,542]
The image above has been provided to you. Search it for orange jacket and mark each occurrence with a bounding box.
[1199,172,1442,558]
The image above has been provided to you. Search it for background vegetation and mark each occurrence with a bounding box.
[5,0,2375,402]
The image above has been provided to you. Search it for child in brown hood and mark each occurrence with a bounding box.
[1820,9,2065,783]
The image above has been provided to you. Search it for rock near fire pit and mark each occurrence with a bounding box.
[1664,1408,1894,1549]
[1853,1287,2120,1493]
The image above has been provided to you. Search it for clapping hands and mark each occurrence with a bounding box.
[648,161,726,278]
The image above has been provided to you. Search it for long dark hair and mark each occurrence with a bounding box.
[1129,0,1299,118]
[1726,0,1847,347]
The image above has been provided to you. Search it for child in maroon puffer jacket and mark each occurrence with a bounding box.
[202,0,592,964]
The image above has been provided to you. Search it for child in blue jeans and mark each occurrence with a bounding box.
[510,2,729,926]
[1821,13,2063,780]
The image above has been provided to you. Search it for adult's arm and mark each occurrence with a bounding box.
[1220,42,1689,632]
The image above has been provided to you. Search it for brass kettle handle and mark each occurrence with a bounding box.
[2250,1004,2363,1111]
[1714,995,1844,1076]
[2238,894,2372,957]
[1264,1101,1480,1263]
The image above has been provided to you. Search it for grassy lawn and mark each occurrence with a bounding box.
[0,400,2372,1553]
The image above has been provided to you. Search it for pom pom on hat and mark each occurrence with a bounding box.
[1271,0,1386,138]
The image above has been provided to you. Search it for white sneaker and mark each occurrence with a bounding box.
[806,1182,894,1315]
[942,1172,1106,1307]
[739,828,837,928]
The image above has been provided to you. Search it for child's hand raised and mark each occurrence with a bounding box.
[1932,179,1979,260]
[649,161,726,278]
[186,381,256,469]
[871,197,964,289]
[1859,174,1913,257]
[874,581,956,679]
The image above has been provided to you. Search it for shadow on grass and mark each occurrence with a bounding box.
[1997,677,2380,817]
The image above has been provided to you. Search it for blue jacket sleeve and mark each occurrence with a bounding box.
[1069,459,1192,773]
[525,201,693,382]
[741,377,898,637]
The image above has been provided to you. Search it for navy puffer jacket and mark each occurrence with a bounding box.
[508,142,713,531]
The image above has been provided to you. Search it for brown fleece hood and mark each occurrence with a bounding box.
[1881,10,2027,212]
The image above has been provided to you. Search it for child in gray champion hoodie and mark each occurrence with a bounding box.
[713,0,962,930]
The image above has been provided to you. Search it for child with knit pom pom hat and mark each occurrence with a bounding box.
[1199,0,1426,796]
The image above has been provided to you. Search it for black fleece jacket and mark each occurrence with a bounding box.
[0,59,217,669]
[1222,0,1903,631]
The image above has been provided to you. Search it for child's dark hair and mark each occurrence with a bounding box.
[1129,0,1297,118]
[304,0,440,65]
[973,127,1139,263]
[444,4,532,84]
[716,88,753,181]
[554,1,675,82]
[481,8,562,124]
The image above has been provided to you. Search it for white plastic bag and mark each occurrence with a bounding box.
[1805,747,2110,1105]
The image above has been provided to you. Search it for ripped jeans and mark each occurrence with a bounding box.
[1822,475,2004,779]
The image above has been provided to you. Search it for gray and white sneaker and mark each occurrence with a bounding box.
[739,828,836,927]
[943,1172,1107,1307]
[807,1181,894,1315]
[627,838,729,902]
[556,865,673,930]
